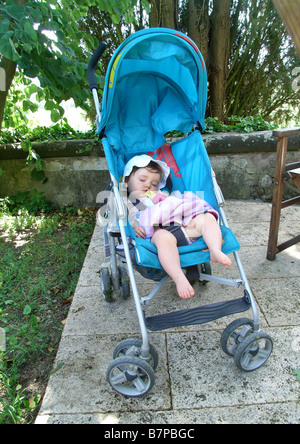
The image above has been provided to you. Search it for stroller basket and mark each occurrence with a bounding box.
[88,28,273,397]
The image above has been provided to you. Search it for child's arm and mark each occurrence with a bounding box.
[124,197,147,239]
[132,222,146,239]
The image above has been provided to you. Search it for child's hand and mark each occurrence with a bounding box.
[129,190,147,201]
[133,224,146,239]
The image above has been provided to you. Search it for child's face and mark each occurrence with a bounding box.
[127,167,161,195]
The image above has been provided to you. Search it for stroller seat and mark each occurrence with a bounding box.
[134,224,239,270]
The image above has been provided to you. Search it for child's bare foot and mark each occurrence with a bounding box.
[174,275,195,299]
[210,250,232,266]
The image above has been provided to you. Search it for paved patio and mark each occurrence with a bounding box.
[35,200,300,424]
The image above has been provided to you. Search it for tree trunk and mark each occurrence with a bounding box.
[209,0,231,120]
[0,0,26,133]
[188,0,210,66]
[0,57,17,133]
[149,0,178,29]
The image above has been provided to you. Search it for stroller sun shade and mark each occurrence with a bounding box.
[98,29,207,154]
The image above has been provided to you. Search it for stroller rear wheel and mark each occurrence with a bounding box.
[113,338,159,370]
[118,265,130,300]
[106,356,155,397]
[221,318,254,356]
[100,267,114,303]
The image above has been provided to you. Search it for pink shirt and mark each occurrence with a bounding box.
[125,191,218,239]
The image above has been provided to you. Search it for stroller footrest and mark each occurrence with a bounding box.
[144,297,251,331]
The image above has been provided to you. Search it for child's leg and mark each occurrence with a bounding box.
[151,229,195,299]
[185,213,232,266]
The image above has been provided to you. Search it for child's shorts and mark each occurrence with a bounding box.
[158,223,191,246]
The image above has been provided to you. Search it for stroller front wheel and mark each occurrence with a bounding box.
[106,356,155,397]
[113,338,159,370]
[233,331,273,372]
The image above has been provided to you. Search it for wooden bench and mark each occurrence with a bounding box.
[266,127,300,261]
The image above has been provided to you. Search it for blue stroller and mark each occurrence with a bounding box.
[87,28,273,397]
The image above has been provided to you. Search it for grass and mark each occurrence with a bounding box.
[0,203,96,423]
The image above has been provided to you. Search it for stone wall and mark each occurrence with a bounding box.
[202,131,299,201]
[0,131,299,207]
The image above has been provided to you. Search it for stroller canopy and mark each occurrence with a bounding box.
[98,28,207,154]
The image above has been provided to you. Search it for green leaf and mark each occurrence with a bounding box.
[0,36,19,61]
[45,20,60,32]
[45,100,56,111]
[36,159,44,172]
[29,149,39,161]
[49,84,63,98]
[49,362,64,376]
[24,21,38,43]
[24,83,42,98]
[111,13,121,24]
[23,62,40,79]
[50,109,62,123]
[31,168,45,181]
[0,18,10,33]
[23,100,38,113]
[22,43,33,53]
[31,7,43,24]
[293,369,300,382]
[20,139,32,152]
[23,305,32,315]
[3,3,26,21]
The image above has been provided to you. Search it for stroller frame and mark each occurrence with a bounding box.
[88,30,273,397]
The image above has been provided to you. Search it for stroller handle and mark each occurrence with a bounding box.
[87,41,107,91]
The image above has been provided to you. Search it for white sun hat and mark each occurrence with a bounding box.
[122,155,170,189]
